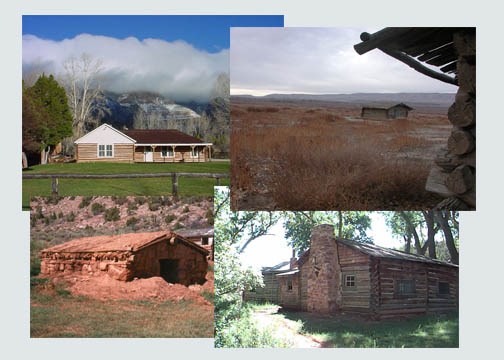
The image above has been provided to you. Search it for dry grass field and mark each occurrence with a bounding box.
[231,99,451,210]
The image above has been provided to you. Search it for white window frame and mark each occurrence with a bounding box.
[190,147,200,158]
[98,144,114,158]
[160,146,174,158]
[345,274,356,287]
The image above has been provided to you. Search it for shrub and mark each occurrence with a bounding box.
[57,212,64,219]
[148,202,160,211]
[165,214,176,224]
[104,207,120,222]
[91,202,105,215]
[173,221,183,230]
[205,208,214,226]
[136,196,147,206]
[79,196,92,208]
[126,217,139,227]
[183,205,190,213]
[112,196,128,206]
[65,211,76,222]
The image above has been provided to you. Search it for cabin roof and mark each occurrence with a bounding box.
[41,231,209,255]
[297,239,458,268]
[174,227,214,239]
[123,129,209,145]
[362,102,414,111]
[354,27,475,85]
[262,260,291,273]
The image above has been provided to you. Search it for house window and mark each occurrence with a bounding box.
[201,236,209,245]
[287,279,293,291]
[438,282,450,295]
[161,146,174,158]
[190,147,200,158]
[396,279,416,295]
[98,144,113,158]
[345,274,356,287]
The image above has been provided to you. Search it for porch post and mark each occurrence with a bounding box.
[172,145,176,163]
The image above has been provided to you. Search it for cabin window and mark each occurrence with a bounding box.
[438,282,450,295]
[396,279,416,295]
[98,144,113,158]
[344,274,356,287]
[287,279,293,291]
[161,146,174,158]
[190,148,200,158]
[201,237,209,245]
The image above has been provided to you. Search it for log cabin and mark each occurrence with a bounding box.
[39,231,209,285]
[74,124,213,163]
[251,224,458,319]
[174,227,214,260]
[361,103,413,120]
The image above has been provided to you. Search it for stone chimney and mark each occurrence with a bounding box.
[289,248,298,270]
[306,224,341,313]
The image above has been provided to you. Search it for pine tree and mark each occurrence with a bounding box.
[24,74,73,164]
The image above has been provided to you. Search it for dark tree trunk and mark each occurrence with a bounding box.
[435,211,459,264]
[422,211,438,259]
[338,211,343,240]
[403,234,411,253]
[399,211,425,255]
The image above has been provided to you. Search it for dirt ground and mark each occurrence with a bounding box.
[231,99,450,210]
[41,264,214,307]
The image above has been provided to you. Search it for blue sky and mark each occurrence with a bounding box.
[23,15,284,53]
[22,15,284,101]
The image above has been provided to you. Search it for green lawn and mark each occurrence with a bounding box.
[31,283,214,338]
[282,310,459,348]
[22,161,229,209]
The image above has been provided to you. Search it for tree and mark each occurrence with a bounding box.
[26,74,73,164]
[434,211,459,264]
[62,53,103,138]
[283,211,372,255]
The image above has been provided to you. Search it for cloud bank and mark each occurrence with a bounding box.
[23,34,229,102]
[230,28,457,95]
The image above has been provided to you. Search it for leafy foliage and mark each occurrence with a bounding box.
[283,211,372,255]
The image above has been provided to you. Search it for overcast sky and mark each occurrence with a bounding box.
[230,27,458,96]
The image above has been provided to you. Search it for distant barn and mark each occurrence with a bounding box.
[361,103,413,120]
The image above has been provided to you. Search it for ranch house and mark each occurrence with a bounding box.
[74,124,212,163]
[361,103,413,120]
[39,231,209,285]
[248,224,458,319]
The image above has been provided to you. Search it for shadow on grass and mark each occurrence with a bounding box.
[279,310,459,348]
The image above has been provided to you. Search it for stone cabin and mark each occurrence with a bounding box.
[40,231,209,286]
[249,224,458,319]
[361,103,413,120]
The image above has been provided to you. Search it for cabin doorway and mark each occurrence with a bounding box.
[144,147,153,162]
[159,259,179,283]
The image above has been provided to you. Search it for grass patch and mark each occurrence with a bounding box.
[30,286,214,338]
[23,162,229,209]
[281,311,459,348]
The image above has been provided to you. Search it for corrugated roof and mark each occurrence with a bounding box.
[41,231,209,256]
[123,129,206,144]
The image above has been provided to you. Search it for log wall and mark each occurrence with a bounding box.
[339,244,372,311]
[361,108,388,120]
[277,273,301,309]
[426,30,476,209]
[76,143,134,163]
[370,258,458,319]
[244,272,281,303]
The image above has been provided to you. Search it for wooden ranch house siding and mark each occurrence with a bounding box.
[39,231,209,285]
[273,224,458,319]
[243,261,291,303]
[361,103,413,120]
[74,124,212,163]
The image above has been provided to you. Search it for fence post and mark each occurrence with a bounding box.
[216,177,221,186]
[171,173,179,198]
[51,177,59,197]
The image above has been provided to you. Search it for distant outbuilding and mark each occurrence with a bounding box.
[361,103,413,120]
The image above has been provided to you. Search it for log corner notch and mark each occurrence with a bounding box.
[354,27,476,210]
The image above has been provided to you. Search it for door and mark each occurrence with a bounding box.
[159,259,179,283]
[144,147,153,162]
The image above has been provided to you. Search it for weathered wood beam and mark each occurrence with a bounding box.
[379,47,458,86]
[448,91,476,127]
[447,129,475,155]
[354,28,415,55]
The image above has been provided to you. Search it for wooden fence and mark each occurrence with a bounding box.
[22,172,229,197]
